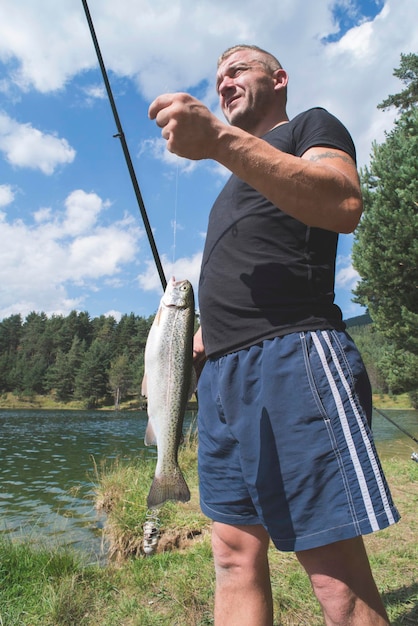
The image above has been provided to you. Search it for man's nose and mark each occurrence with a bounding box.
[218,75,235,97]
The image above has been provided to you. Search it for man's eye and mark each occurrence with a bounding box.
[232,66,246,76]
[216,65,250,92]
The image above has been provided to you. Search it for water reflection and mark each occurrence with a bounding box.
[0,409,161,559]
[0,408,415,558]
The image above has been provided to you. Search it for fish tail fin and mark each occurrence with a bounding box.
[147,467,191,509]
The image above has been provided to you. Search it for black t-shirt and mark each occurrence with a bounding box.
[198,107,356,358]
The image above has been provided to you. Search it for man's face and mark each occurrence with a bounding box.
[216,50,278,133]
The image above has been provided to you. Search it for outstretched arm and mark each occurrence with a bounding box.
[149,93,362,234]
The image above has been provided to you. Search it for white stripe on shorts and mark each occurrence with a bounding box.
[312,331,396,530]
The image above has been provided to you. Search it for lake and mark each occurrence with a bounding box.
[0,408,416,560]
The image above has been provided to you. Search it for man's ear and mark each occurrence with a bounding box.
[272,68,289,92]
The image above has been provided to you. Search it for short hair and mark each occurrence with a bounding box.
[217,45,283,73]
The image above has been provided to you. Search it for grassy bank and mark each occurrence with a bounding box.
[0,390,413,411]
[0,391,199,412]
[372,393,415,410]
[1,433,417,625]
[0,391,141,411]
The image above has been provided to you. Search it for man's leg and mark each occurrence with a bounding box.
[296,536,390,626]
[211,521,273,626]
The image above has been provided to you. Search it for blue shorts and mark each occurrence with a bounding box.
[197,330,400,552]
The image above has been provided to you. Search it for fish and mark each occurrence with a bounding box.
[141,276,195,509]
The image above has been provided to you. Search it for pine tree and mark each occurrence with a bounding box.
[74,338,111,408]
[352,53,418,395]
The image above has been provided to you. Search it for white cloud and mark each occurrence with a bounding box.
[0,112,76,174]
[140,137,197,174]
[68,224,138,279]
[0,0,367,98]
[62,189,106,236]
[336,256,360,291]
[137,251,202,298]
[0,1,92,93]
[306,0,418,165]
[104,309,123,322]
[0,189,142,319]
[83,84,106,101]
[33,207,53,223]
[1,1,416,169]
[0,184,15,206]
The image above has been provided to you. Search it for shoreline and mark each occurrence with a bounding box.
[0,392,199,412]
[0,392,412,412]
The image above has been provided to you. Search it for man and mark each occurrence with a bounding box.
[149,45,399,626]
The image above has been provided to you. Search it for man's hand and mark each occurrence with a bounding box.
[148,93,223,160]
[192,326,207,381]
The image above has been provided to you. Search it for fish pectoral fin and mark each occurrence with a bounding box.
[154,306,163,326]
[144,419,157,446]
[141,373,148,397]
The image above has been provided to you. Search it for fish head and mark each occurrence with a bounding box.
[162,277,194,310]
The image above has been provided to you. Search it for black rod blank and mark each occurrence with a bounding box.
[374,407,418,444]
[81,0,167,292]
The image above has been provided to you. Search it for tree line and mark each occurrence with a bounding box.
[0,307,414,410]
[0,310,154,408]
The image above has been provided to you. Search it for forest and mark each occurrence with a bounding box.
[0,310,155,408]
[0,53,417,409]
[351,52,418,408]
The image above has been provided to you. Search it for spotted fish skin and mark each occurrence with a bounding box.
[142,277,195,509]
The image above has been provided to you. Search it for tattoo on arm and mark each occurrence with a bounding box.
[308,151,353,165]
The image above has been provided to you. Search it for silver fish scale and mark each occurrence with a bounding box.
[143,278,194,508]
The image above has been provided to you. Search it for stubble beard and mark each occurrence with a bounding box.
[225,101,260,134]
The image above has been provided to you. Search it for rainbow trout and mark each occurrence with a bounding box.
[142,277,195,509]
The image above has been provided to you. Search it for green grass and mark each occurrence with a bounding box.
[0,538,107,625]
[372,392,415,410]
[91,426,204,562]
[1,440,417,625]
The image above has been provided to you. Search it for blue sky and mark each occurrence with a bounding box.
[0,0,417,322]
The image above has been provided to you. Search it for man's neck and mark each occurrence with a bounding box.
[252,113,289,138]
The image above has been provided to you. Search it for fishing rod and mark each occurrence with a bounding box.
[374,406,418,445]
[81,0,167,292]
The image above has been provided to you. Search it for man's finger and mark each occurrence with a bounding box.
[148,93,174,120]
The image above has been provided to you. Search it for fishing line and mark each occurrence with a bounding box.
[81,0,167,292]
[172,162,180,265]
[373,406,418,445]
[374,405,418,462]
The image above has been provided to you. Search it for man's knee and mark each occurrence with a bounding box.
[212,527,237,572]
[309,573,357,620]
[211,523,270,573]
[296,538,390,625]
